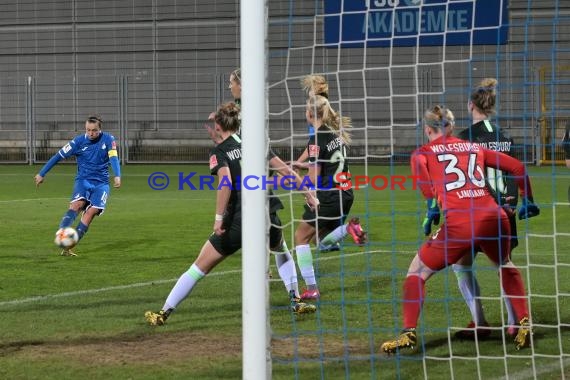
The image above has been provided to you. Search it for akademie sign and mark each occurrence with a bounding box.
[324,0,509,47]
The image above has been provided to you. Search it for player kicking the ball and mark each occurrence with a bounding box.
[34,115,121,256]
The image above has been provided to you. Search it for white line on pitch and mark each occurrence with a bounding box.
[0,269,242,307]
[0,250,399,307]
[0,197,68,203]
[493,356,570,380]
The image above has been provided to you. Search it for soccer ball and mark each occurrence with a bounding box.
[54,227,79,248]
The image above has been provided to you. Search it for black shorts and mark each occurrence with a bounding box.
[208,211,283,256]
[209,210,242,256]
[269,213,284,250]
[302,190,354,232]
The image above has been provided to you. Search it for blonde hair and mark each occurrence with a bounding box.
[301,74,329,98]
[424,105,455,135]
[470,78,497,116]
[230,68,241,84]
[307,95,352,145]
[214,102,241,133]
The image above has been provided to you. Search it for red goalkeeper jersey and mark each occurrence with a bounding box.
[411,135,533,212]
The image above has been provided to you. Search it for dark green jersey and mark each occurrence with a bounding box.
[209,134,243,214]
[458,120,518,205]
[267,147,284,213]
[308,125,353,203]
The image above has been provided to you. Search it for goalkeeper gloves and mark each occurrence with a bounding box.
[518,197,540,220]
[499,195,517,218]
[422,198,440,236]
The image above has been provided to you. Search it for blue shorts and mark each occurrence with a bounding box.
[70,179,110,210]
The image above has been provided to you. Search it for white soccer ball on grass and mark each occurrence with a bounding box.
[54,227,79,248]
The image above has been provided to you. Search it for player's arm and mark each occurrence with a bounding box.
[108,138,121,188]
[483,150,531,198]
[410,151,434,199]
[483,149,539,219]
[34,140,75,186]
[291,148,310,171]
[307,161,320,189]
[410,151,440,235]
[306,140,322,190]
[269,155,318,210]
[213,166,232,235]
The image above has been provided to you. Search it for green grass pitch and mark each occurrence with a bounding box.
[0,164,568,379]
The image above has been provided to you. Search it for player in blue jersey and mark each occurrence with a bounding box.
[34,115,121,256]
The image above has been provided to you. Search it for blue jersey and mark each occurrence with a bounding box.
[43,132,119,182]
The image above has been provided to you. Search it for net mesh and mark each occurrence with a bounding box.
[267,1,570,378]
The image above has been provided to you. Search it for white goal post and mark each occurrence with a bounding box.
[241,0,270,379]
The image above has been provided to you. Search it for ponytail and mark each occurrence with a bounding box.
[307,95,352,145]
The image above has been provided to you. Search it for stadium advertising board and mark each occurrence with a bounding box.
[324,0,509,47]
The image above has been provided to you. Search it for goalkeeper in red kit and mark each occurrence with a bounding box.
[380,105,540,354]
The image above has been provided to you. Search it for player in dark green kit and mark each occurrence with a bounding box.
[145,102,319,326]
[293,94,362,300]
[453,78,521,339]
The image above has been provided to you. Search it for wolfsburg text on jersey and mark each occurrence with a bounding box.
[473,141,512,152]
[429,142,481,153]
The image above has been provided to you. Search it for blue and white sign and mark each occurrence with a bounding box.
[324,0,509,47]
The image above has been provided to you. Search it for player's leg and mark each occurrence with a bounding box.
[294,218,318,300]
[269,235,317,314]
[145,240,227,326]
[58,179,89,230]
[56,182,90,256]
[503,214,518,335]
[317,224,345,251]
[381,222,473,353]
[381,249,438,354]
[295,197,347,299]
[73,206,100,242]
[479,216,531,349]
[318,217,367,250]
[498,262,532,349]
[271,222,316,315]
[318,194,366,250]
[72,182,110,241]
[452,254,490,339]
[59,202,82,229]
[273,241,300,297]
[270,223,300,297]
[145,216,240,326]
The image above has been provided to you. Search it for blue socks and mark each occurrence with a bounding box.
[76,222,89,240]
[59,210,78,229]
